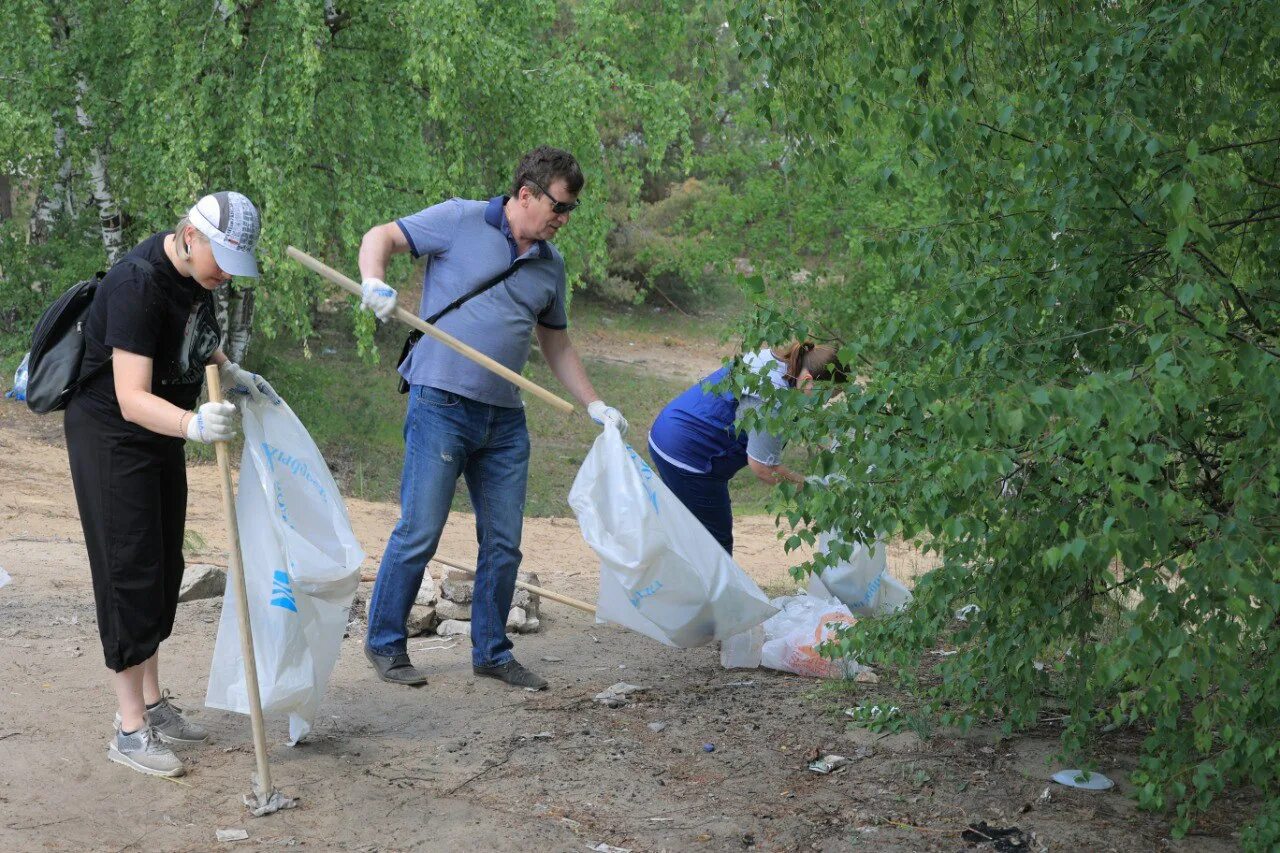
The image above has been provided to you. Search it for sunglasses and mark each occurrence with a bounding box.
[525,179,580,215]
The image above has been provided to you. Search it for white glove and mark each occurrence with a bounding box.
[587,400,628,436]
[360,278,398,322]
[185,400,238,443]
[219,361,281,405]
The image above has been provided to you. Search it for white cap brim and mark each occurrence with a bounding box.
[210,241,259,278]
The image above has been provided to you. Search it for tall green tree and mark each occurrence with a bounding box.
[730,0,1280,843]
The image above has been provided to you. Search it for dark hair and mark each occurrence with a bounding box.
[771,341,849,387]
[510,146,585,199]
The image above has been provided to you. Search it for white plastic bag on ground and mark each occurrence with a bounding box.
[205,396,363,744]
[569,425,777,648]
[720,623,764,669]
[806,530,912,616]
[760,594,863,678]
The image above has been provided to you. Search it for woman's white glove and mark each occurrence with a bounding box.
[587,400,628,436]
[185,401,238,443]
[219,361,281,405]
[360,278,398,321]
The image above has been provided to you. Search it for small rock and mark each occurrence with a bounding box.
[435,599,471,621]
[415,574,438,606]
[518,617,541,634]
[406,605,436,637]
[506,606,527,632]
[436,619,470,638]
[541,655,564,662]
[440,569,474,604]
[648,721,667,733]
[179,565,226,602]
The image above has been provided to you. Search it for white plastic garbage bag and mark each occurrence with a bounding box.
[806,530,912,616]
[760,594,863,678]
[205,395,364,744]
[569,425,777,648]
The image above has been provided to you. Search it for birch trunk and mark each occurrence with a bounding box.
[213,286,256,364]
[74,79,125,264]
[28,125,71,245]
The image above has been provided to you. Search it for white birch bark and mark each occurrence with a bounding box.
[74,78,125,264]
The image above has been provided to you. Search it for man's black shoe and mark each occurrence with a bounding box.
[365,646,430,686]
[473,658,547,691]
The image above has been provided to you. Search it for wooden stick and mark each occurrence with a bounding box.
[205,365,275,805]
[285,246,576,415]
[429,555,597,616]
[360,555,599,614]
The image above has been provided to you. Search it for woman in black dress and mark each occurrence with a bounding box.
[66,191,279,777]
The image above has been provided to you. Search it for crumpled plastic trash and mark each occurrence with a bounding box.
[1051,768,1114,790]
[593,683,646,708]
[808,754,850,774]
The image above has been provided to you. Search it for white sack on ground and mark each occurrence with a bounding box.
[205,396,363,744]
[760,595,864,678]
[569,425,776,648]
[806,530,912,616]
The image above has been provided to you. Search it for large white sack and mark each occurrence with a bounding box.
[569,425,776,648]
[760,594,863,678]
[806,530,912,616]
[205,396,363,744]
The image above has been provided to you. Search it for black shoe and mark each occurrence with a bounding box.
[365,646,429,686]
[473,658,547,691]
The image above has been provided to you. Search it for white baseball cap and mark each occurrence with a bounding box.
[188,191,261,278]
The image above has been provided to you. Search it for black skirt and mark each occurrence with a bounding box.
[64,397,188,672]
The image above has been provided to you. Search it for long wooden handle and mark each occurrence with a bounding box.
[430,555,597,616]
[286,246,575,415]
[206,365,274,799]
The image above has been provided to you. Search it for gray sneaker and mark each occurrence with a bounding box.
[146,692,209,744]
[107,723,185,777]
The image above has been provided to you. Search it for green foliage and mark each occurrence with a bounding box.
[730,0,1280,843]
[0,0,695,354]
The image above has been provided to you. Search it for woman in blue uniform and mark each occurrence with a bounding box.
[647,342,846,555]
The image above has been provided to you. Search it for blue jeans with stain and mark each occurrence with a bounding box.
[365,385,530,666]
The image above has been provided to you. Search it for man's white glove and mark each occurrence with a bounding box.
[587,400,628,436]
[185,400,238,443]
[219,361,282,405]
[360,278,398,322]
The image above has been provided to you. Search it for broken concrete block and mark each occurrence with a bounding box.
[517,616,541,634]
[415,574,438,606]
[441,568,474,604]
[435,599,472,622]
[406,605,437,637]
[506,606,527,632]
[179,564,226,602]
[513,571,541,619]
[436,619,471,638]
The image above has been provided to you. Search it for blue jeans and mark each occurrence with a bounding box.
[648,445,743,555]
[366,385,530,666]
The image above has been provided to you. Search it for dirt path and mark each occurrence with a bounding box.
[0,404,1242,851]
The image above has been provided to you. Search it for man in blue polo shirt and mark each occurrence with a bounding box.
[356,147,626,689]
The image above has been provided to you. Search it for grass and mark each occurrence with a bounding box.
[221,297,775,518]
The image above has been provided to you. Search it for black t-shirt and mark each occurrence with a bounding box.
[77,232,221,428]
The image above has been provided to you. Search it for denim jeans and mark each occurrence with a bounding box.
[366,385,530,666]
[648,445,744,555]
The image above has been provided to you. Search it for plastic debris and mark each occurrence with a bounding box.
[807,754,850,774]
[1051,769,1114,790]
[588,844,632,853]
[955,604,981,621]
[0,567,11,590]
[702,743,715,752]
[216,828,249,842]
[961,822,1030,850]
[593,683,646,708]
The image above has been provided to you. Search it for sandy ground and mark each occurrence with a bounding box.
[0,401,1247,852]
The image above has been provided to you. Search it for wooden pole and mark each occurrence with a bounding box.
[430,555,597,616]
[205,365,274,804]
[285,246,576,415]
